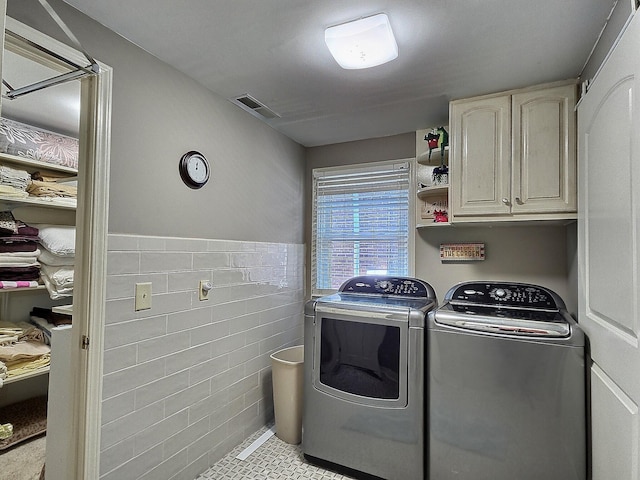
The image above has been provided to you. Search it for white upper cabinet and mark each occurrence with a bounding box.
[450,93,511,217]
[450,81,577,223]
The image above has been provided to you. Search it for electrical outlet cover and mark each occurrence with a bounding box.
[135,282,152,310]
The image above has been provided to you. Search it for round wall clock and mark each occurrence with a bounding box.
[179,151,210,189]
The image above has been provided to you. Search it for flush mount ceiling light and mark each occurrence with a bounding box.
[325,13,398,69]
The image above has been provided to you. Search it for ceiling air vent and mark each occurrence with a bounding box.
[231,94,280,120]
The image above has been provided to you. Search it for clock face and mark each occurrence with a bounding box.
[187,156,208,183]
[179,151,210,189]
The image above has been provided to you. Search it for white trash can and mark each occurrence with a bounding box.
[270,345,304,444]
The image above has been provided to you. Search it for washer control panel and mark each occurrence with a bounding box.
[340,276,430,297]
[447,282,562,309]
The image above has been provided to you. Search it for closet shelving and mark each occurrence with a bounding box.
[0,150,76,386]
[0,151,77,211]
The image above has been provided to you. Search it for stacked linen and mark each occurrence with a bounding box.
[27,171,77,208]
[0,212,40,288]
[34,224,75,299]
[0,165,30,199]
[0,320,50,386]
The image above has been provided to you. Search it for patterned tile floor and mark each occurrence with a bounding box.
[196,425,357,480]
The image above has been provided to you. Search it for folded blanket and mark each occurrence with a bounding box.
[0,321,45,343]
[27,179,77,198]
[0,257,39,267]
[38,246,74,266]
[0,266,40,281]
[0,249,41,258]
[0,340,50,362]
[0,166,30,191]
[0,185,28,198]
[40,264,73,287]
[0,281,39,289]
[29,316,55,344]
[5,353,50,377]
[0,334,18,346]
[40,272,72,299]
[0,242,38,253]
[0,117,79,169]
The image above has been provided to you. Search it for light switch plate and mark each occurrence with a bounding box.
[135,282,152,311]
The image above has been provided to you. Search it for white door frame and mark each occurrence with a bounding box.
[2,15,111,480]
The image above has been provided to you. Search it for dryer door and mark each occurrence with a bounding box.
[313,304,410,407]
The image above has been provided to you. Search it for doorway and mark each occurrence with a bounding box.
[0,8,111,479]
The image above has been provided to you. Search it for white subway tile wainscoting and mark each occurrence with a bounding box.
[101,234,304,480]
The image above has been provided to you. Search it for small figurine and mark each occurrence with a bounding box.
[425,131,439,160]
[437,126,449,165]
[432,165,449,185]
[424,126,449,163]
[434,210,448,223]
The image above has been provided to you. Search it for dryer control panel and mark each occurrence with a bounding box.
[339,275,431,298]
[447,282,563,309]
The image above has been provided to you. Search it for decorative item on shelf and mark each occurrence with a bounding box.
[421,196,448,220]
[432,165,449,186]
[436,126,448,158]
[425,131,439,161]
[433,210,448,223]
[424,126,449,163]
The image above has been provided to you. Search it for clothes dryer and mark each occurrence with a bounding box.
[304,276,437,480]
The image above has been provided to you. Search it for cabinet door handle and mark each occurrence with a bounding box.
[501,198,510,205]
[515,197,524,205]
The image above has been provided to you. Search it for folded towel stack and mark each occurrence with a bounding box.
[34,224,75,299]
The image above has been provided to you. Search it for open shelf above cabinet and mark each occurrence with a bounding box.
[416,126,450,228]
[416,127,449,166]
[417,146,448,165]
[417,184,448,199]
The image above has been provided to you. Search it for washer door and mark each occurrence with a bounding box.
[313,305,409,407]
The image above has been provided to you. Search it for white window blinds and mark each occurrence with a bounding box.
[312,160,411,295]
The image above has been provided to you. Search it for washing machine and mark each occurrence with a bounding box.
[428,281,587,480]
[303,275,437,480]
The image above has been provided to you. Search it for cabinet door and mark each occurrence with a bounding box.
[450,94,511,217]
[512,84,577,213]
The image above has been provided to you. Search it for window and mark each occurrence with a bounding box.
[312,160,412,295]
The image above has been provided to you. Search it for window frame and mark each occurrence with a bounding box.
[311,158,415,296]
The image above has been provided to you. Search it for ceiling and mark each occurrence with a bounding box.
[21,1,618,146]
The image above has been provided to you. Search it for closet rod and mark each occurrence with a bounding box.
[4,68,88,100]
[2,0,99,100]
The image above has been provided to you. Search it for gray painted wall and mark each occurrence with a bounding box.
[306,134,578,314]
[6,2,307,479]
[7,0,305,244]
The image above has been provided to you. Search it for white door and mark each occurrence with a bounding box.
[578,10,640,480]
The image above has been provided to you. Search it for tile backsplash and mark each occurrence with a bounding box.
[100,234,305,480]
